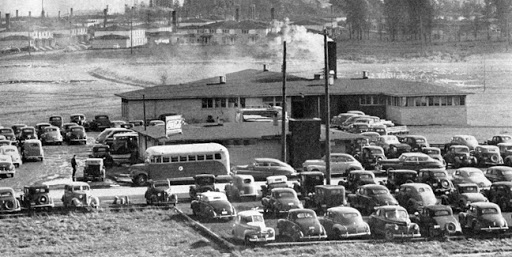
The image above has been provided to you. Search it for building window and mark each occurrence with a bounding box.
[223,29,229,34]
[242,29,249,34]
[202,98,214,108]
[360,95,384,106]
[203,98,245,108]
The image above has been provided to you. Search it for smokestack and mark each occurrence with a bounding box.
[5,13,10,30]
[327,41,337,79]
[70,8,73,17]
[263,64,268,72]
[58,11,60,19]
[220,76,226,84]
[235,8,239,22]
[103,8,107,28]
[41,9,45,18]
[29,11,31,18]
[16,10,18,19]
[172,10,177,27]
[362,71,369,79]
[271,7,275,20]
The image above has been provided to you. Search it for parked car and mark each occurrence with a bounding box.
[66,125,87,145]
[189,174,218,200]
[70,113,86,126]
[445,135,479,151]
[395,183,437,213]
[355,145,387,170]
[129,120,145,127]
[485,134,512,146]
[302,153,363,176]
[148,120,165,126]
[0,127,16,143]
[88,144,114,166]
[0,187,21,213]
[86,114,112,131]
[412,205,462,238]
[40,126,63,145]
[374,135,412,158]
[232,210,275,244]
[95,128,132,146]
[376,152,445,174]
[452,167,492,190]
[260,175,293,197]
[443,145,477,168]
[383,170,418,192]
[440,183,488,211]
[331,113,360,129]
[304,185,347,210]
[0,145,22,167]
[224,174,259,201]
[399,135,430,152]
[347,122,371,133]
[319,206,371,239]
[498,142,512,164]
[61,122,78,138]
[417,169,454,195]
[421,147,446,166]
[0,155,15,178]
[276,208,327,241]
[190,191,236,220]
[18,126,37,143]
[261,188,302,215]
[82,158,106,182]
[21,139,44,162]
[483,166,512,183]
[49,115,63,128]
[360,131,381,145]
[11,124,27,138]
[458,202,508,233]
[20,184,54,210]
[144,180,178,206]
[338,170,377,193]
[61,181,100,209]
[473,145,503,167]
[486,181,512,211]
[367,205,421,240]
[111,120,128,128]
[35,123,51,138]
[233,158,297,180]
[293,171,325,198]
[348,184,398,215]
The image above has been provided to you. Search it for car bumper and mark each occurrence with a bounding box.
[0,171,15,176]
[300,234,327,240]
[27,202,55,208]
[247,233,275,242]
[390,232,421,238]
[479,226,508,232]
[338,231,371,238]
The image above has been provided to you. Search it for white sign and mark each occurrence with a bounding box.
[165,115,183,138]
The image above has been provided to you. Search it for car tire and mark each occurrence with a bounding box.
[134,174,148,187]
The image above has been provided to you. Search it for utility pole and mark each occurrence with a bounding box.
[281,41,287,162]
[324,29,331,185]
[130,7,134,54]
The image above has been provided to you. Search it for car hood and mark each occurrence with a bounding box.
[465,176,492,187]
[390,143,411,149]
[246,222,267,231]
[461,193,487,202]
[208,200,233,212]
[373,194,398,205]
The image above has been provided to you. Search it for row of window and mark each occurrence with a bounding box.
[202,98,246,109]
[149,153,223,164]
[192,29,251,34]
[387,96,465,107]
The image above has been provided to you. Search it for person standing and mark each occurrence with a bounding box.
[71,155,77,181]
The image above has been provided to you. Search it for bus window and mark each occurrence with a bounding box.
[179,156,187,162]
[171,156,179,162]
[206,154,213,160]
[162,157,170,163]
[215,153,221,160]
[188,155,196,161]
[197,155,205,161]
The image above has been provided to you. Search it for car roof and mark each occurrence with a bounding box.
[65,181,90,187]
[423,205,452,211]
[457,183,479,187]
[233,174,254,180]
[238,210,263,217]
[315,185,345,190]
[375,205,406,211]
[300,171,324,176]
[199,191,226,198]
[0,187,15,192]
[450,145,469,148]
[254,158,286,163]
[361,184,387,190]
[350,170,375,175]
[399,152,429,157]
[326,206,360,214]
[403,135,427,139]
[422,147,440,151]
[271,187,295,193]
[477,145,498,149]
[289,208,316,214]
[487,166,512,171]
[400,183,430,189]
[456,167,482,173]
[24,139,41,144]
[389,169,417,174]
[491,181,512,186]
[470,202,499,208]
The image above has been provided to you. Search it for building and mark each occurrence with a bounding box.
[116,67,471,126]
[175,20,270,45]
[92,24,147,49]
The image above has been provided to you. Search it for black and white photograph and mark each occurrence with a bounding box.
[1,0,512,256]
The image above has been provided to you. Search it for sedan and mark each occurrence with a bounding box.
[459,202,508,233]
[302,153,363,176]
[319,206,371,239]
[0,145,22,167]
[40,126,63,145]
[452,167,492,190]
[377,152,445,173]
[234,158,297,180]
[190,191,236,220]
[277,209,327,241]
[484,166,512,182]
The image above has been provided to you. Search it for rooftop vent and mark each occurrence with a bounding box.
[362,71,369,79]
[263,64,268,71]
[219,76,226,84]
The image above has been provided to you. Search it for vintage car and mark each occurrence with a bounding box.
[355,145,387,170]
[40,126,63,145]
[399,135,430,152]
[83,158,106,182]
[0,145,22,167]
[452,167,492,190]
[0,127,16,143]
[0,139,12,147]
[374,135,412,158]
[70,114,86,126]
[148,120,165,126]
[11,124,27,138]
[233,158,297,180]
[144,180,178,206]
[319,206,371,239]
[0,187,21,213]
[395,183,437,213]
[486,181,512,211]
[0,154,15,178]
[88,144,114,166]
[376,152,445,174]
[21,139,44,162]
[35,123,51,139]
[261,188,303,215]
[443,145,477,168]
[232,210,275,244]
[485,134,512,146]
[348,184,399,215]
[61,182,100,209]
[86,114,112,131]
[293,171,325,198]
[445,135,479,151]
[383,169,418,192]
[459,202,508,233]
[224,174,258,201]
[473,145,503,167]
[66,125,87,145]
[129,120,145,127]
[20,184,54,210]
[276,209,327,241]
[412,205,462,238]
[111,120,128,128]
[368,205,421,240]
[302,153,363,176]
[338,170,377,193]
[347,122,371,134]
[190,191,236,220]
[498,142,512,165]
[95,128,132,146]
[361,132,381,145]
[61,122,78,139]
[260,175,293,197]
[417,169,454,195]
[421,147,446,166]
[440,183,488,211]
[18,126,38,143]
[304,185,346,210]
[331,113,360,129]
[48,115,63,128]
[189,174,218,200]
[484,166,512,183]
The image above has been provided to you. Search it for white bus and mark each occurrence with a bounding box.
[129,143,230,186]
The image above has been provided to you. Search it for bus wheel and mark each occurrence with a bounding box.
[134,174,148,187]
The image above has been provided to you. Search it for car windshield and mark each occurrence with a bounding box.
[415,138,426,143]
[384,209,408,221]
[468,171,484,177]
[0,129,12,133]
[432,171,446,177]
[359,174,372,179]
[242,215,264,223]
[370,149,384,154]
[454,147,469,153]
[433,210,451,216]
[370,189,388,195]
[460,186,478,193]
[502,170,512,175]
[384,136,399,144]
[0,191,13,197]
[481,208,498,214]
[275,191,295,199]
[293,211,316,220]
[3,149,15,153]
[417,187,433,194]
[424,149,439,155]
[71,127,83,132]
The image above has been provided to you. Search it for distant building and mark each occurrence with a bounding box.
[175,20,270,45]
[92,25,147,49]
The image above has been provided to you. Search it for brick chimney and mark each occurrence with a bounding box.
[70,8,73,18]
[5,13,10,30]
[16,10,18,19]
[29,11,32,18]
